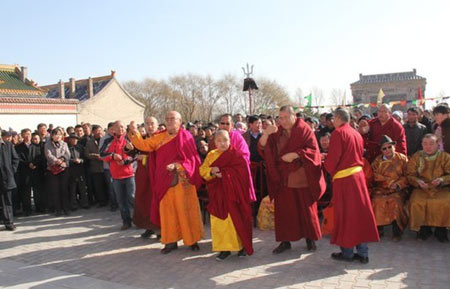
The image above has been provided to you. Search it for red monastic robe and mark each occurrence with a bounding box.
[132,151,157,230]
[260,118,326,241]
[149,129,203,226]
[324,123,379,248]
[206,147,254,255]
[364,117,407,162]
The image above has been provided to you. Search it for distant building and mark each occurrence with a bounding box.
[41,71,145,127]
[0,64,78,131]
[351,69,426,113]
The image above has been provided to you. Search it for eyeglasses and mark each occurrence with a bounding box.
[382,145,393,151]
[220,122,230,125]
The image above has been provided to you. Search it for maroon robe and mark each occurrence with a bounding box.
[149,129,202,227]
[206,146,254,255]
[324,123,379,248]
[132,151,157,229]
[364,117,407,162]
[260,118,325,242]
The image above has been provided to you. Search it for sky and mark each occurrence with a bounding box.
[2,0,449,105]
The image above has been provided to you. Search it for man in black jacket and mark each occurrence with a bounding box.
[0,129,20,230]
[15,129,43,216]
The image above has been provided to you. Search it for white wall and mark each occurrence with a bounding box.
[0,114,77,131]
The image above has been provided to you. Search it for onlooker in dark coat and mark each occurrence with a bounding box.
[0,130,20,230]
[68,134,89,210]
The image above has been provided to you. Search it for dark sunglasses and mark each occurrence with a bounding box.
[220,122,230,125]
[382,145,393,151]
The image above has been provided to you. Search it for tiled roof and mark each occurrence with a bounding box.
[352,69,425,85]
[42,75,113,101]
[0,96,78,104]
[0,65,45,97]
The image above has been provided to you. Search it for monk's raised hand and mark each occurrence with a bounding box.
[129,121,138,135]
[358,120,369,135]
[281,152,299,163]
[263,124,278,135]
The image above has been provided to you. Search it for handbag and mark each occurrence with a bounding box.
[50,164,65,175]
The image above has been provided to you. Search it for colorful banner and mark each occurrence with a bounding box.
[297,95,450,110]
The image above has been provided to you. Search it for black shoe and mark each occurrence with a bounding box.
[63,210,70,216]
[331,252,353,262]
[434,228,449,243]
[378,226,384,238]
[417,226,432,241]
[140,229,154,239]
[120,223,131,230]
[5,224,16,231]
[82,205,90,209]
[353,253,369,264]
[110,206,117,212]
[306,239,317,251]
[216,251,231,261]
[161,243,178,254]
[272,241,291,254]
[237,249,247,257]
[55,211,62,217]
[190,243,200,251]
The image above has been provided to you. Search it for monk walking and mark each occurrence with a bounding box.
[200,130,254,261]
[324,108,379,264]
[259,105,325,254]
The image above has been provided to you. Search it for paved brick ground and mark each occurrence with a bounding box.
[0,208,448,289]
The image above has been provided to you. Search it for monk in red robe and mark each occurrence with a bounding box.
[200,130,255,261]
[259,105,325,254]
[324,108,379,264]
[360,104,407,162]
[126,116,160,239]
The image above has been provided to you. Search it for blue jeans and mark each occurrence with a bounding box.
[104,169,118,208]
[340,243,369,258]
[113,177,135,225]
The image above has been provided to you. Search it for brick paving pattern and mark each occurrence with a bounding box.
[0,208,448,289]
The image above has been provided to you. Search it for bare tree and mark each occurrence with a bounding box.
[312,86,324,107]
[330,88,346,106]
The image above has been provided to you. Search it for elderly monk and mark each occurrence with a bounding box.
[126,116,160,239]
[324,108,379,264]
[200,130,255,261]
[407,134,450,242]
[360,104,407,162]
[371,135,409,242]
[128,111,204,253]
[259,105,325,254]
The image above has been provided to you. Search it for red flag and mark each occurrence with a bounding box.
[418,85,423,106]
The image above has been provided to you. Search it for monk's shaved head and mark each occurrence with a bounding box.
[280,105,295,115]
[165,111,182,134]
[215,130,230,140]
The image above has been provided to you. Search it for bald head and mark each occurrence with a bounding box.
[165,111,182,134]
[377,104,392,124]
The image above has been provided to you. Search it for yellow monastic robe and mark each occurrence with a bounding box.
[371,152,409,230]
[199,149,242,252]
[406,150,450,231]
[129,131,204,246]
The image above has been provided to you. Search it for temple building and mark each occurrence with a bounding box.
[351,69,426,113]
[0,64,78,131]
[42,71,145,127]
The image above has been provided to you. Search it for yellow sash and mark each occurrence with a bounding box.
[332,166,362,181]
